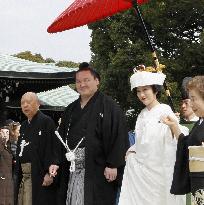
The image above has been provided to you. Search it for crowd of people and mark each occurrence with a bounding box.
[0,62,203,205]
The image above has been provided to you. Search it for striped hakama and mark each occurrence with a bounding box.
[66,148,85,205]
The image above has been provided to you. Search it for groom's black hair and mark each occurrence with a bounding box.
[76,62,101,81]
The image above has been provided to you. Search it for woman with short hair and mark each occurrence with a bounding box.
[162,76,204,204]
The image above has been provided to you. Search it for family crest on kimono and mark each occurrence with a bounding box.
[119,66,188,205]
[57,62,129,205]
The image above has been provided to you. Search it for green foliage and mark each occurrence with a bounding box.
[45,58,55,63]
[143,0,204,80]
[56,61,79,68]
[89,0,204,129]
[13,51,79,68]
[14,51,46,63]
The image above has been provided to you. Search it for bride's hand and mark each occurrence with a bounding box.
[125,150,136,160]
[160,115,178,127]
[160,115,181,139]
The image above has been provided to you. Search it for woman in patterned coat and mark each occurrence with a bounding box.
[0,126,14,205]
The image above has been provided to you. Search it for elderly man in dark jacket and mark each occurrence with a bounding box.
[15,92,61,205]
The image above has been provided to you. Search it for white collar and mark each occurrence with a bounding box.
[189,116,199,122]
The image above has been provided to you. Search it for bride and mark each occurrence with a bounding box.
[119,68,188,205]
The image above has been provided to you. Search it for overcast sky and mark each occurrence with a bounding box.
[0,0,92,63]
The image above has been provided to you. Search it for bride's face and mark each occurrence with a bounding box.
[136,85,157,108]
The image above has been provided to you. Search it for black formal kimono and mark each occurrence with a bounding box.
[171,119,204,195]
[15,111,61,205]
[58,91,129,205]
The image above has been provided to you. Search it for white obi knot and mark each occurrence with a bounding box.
[65,152,76,172]
[65,151,76,161]
[55,131,84,173]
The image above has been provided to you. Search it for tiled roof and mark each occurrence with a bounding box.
[37,85,79,107]
[0,54,77,80]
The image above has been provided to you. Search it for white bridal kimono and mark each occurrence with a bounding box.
[119,104,188,205]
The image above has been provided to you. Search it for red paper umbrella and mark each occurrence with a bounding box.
[47,0,148,33]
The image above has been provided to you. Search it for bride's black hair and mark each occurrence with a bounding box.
[151,84,163,98]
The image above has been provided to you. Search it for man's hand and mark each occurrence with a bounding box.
[104,167,117,182]
[42,173,53,186]
[49,164,59,177]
